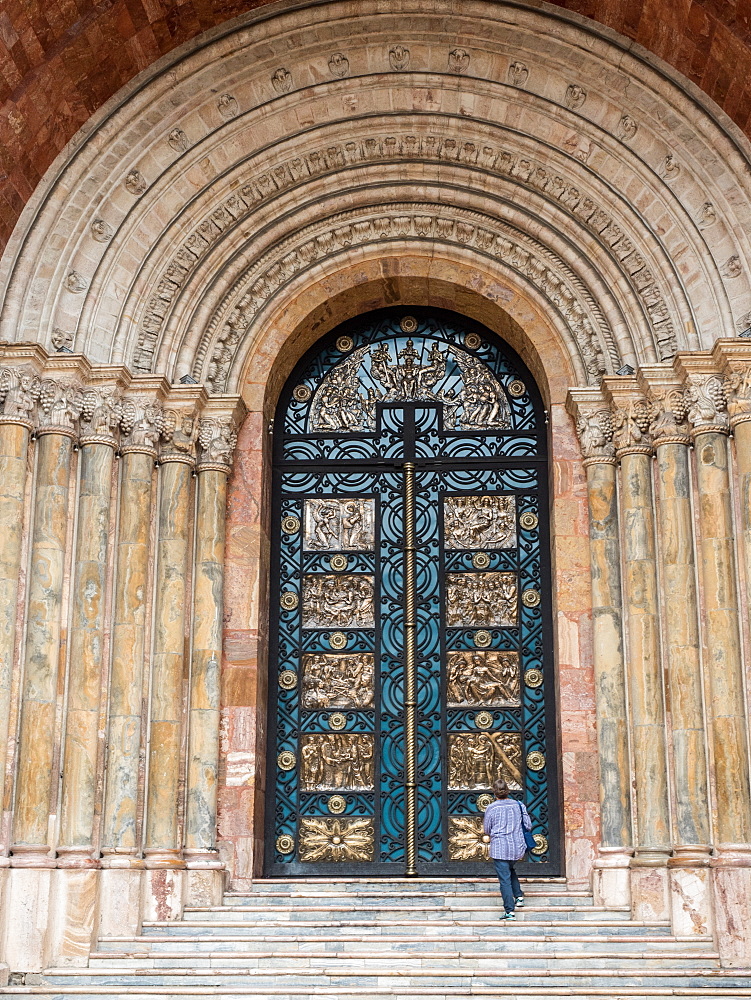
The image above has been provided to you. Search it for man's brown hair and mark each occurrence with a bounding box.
[493,778,509,799]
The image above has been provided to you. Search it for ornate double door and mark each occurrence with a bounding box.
[265,308,560,876]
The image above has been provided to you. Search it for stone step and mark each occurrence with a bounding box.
[4,990,751,999]
[158,905,630,924]
[214,893,595,907]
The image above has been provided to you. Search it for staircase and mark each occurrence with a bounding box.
[3,878,751,999]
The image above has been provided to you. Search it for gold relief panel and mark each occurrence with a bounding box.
[444,495,517,550]
[445,573,517,627]
[448,816,490,861]
[299,817,374,862]
[304,498,375,551]
[302,575,375,629]
[446,650,520,707]
[448,732,523,790]
[300,734,374,791]
[301,653,375,709]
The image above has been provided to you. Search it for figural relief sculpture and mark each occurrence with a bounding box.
[445,572,518,627]
[301,653,375,709]
[302,575,375,628]
[300,734,375,791]
[304,498,375,550]
[446,650,520,707]
[448,732,523,790]
[308,338,511,432]
[444,495,516,549]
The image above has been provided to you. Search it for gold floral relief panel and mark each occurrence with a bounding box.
[448,816,490,861]
[446,650,520,707]
[445,572,518,627]
[301,653,375,709]
[299,817,374,862]
[448,732,523,790]
[444,495,516,550]
[300,734,375,791]
[302,574,375,629]
[304,498,375,551]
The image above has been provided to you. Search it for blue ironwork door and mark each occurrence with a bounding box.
[265,308,560,876]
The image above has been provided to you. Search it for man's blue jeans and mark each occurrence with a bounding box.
[492,857,522,913]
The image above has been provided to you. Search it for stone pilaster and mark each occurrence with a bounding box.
[641,369,712,936]
[101,395,163,867]
[143,406,197,871]
[567,389,633,907]
[12,379,82,864]
[58,388,121,866]
[682,357,751,966]
[0,367,38,850]
[606,383,671,921]
[184,411,237,879]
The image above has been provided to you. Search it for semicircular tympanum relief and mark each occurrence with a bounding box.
[0,0,749,396]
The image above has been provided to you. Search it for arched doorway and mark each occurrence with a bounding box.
[265,306,560,876]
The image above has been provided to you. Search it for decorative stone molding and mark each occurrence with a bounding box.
[120,395,165,455]
[198,415,239,472]
[199,205,614,393]
[160,408,198,465]
[567,390,616,465]
[0,366,40,427]
[648,386,690,446]
[683,372,728,436]
[37,378,83,437]
[610,397,653,456]
[133,132,676,379]
[79,386,122,446]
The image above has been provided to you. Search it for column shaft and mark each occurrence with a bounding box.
[619,452,671,856]
[58,442,114,859]
[654,441,709,848]
[585,461,632,848]
[185,469,227,856]
[101,450,154,856]
[0,421,31,823]
[144,459,192,862]
[13,432,74,855]
[694,430,751,846]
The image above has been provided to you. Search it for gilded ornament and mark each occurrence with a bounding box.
[447,649,520,707]
[446,572,518,627]
[522,588,541,608]
[329,632,348,649]
[474,630,492,648]
[531,833,548,856]
[477,793,494,812]
[300,734,374,790]
[474,711,494,730]
[304,498,375,551]
[327,794,347,814]
[275,834,295,855]
[524,668,543,689]
[464,332,482,350]
[447,816,490,861]
[508,379,526,398]
[336,335,354,352]
[303,574,375,628]
[293,384,312,402]
[299,817,373,862]
[526,750,546,771]
[400,315,418,333]
[280,591,299,611]
[330,554,348,572]
[448,732,522,789]
[302,652,374,709]
[282,515,300,534]
[328,712,347,731]
[519,511,538,531]
[277,750,296,771]
[472,552,490,569]
[278,670,297,691]
[444,495,516,550]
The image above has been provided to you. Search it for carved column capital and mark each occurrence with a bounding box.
[723,364,751,429]
[683,372,728,436]
[0,365,40,430]
[611,397,653,457]
[197,413,239,473]
[648,385,691,446]
[79,386,122,447]
[160,406,198,465]
[37,377,83,438]
[119,395,164,456]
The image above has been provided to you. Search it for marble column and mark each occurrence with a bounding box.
[646,379,712,934]
[610,392,671,922]
[689,364,751,965]
[568,394,633,907]
[101,399,162,867]
[0,369,36,846]
[12,380,81,864]
[143,411,195,870]
[58,390,120,866]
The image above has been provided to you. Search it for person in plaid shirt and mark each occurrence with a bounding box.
[483,778,531,920]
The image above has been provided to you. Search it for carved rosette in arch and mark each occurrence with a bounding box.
[193,205,617,394]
